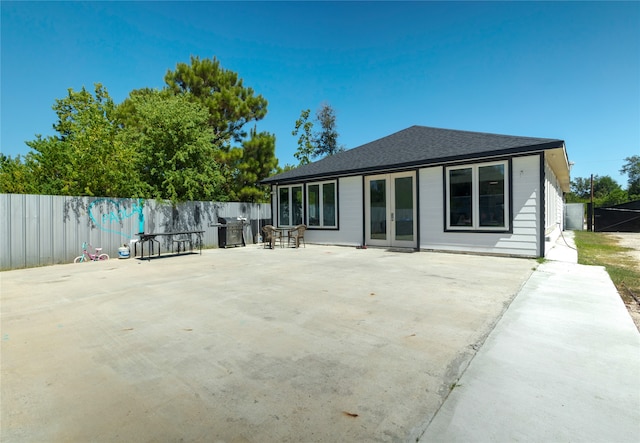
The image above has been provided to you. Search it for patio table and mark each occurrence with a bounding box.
[136,231,204,259]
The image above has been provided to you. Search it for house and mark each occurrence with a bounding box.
[262,125,570,258]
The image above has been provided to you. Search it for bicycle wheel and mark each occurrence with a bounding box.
[73,256,84,263]
[98,254,109,261]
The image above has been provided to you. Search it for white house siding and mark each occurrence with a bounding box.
[544,160,564,234]
[543,159,564,254]
[306,176,363,246]
[508,155,542,257]
[419,155,542,257]
[419,166,444,248]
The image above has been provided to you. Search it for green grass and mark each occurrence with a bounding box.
[573,231,640,305]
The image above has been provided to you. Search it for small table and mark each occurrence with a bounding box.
[136,231,204,259]
[276,228,288,248]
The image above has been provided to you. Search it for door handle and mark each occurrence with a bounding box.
[391,213,394,222]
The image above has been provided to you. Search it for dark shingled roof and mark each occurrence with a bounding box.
[263,125,564,184]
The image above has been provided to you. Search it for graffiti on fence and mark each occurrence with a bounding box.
[88,198,145,238]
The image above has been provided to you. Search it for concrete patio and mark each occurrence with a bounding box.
[1,245,536,442]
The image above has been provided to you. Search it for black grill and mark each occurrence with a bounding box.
[217,217,246,248]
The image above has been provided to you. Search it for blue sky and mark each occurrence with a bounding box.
[2,1,639,187]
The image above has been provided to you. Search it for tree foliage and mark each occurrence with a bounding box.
[10,84,142,197]
[568,157,640,207]
[292,109,315,165]
[567,174,631,207]
[1,57,278,202]
[0,155,37,194]
[164,56,268,145]
[118,90,223,202]
[292,103,344,166]
[620,155,640,197]
[314,103,343,157]
[226,127,278,202]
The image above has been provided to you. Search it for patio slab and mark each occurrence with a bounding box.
[1,245,535,442]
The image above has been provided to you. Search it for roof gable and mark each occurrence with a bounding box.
[264,125,565,184]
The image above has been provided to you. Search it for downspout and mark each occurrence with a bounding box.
[361,176,366,247]
[271,185,276,226]
[539,154,546,258]
[415,169,420,250]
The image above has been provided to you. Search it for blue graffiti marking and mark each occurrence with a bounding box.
[88,198,145,239]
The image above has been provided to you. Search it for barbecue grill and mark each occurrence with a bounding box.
[217,217,246,248]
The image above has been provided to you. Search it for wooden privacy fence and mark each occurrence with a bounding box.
[0,194,271,270]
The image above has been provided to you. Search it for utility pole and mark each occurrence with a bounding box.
[590,174,594,231]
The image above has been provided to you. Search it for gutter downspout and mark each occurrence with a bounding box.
[539,154,546,258]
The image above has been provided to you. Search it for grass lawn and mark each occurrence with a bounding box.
[573,231,640,306]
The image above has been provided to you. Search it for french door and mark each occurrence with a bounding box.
[365,172,417,248]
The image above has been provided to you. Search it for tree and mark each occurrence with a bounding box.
[6,58,274,202]
[164,56,268,146]
[0,154,37,194]
[568,174,626,207]
[569,176,592,200]
[292,103,344,166]
[163,56,274,201]
[314,103,344,157]
[292,109,315,165]
[118,90,223,202]
[23,84,141,197]
[229,127,278,202]
[620,155,640,197]
[592,175,622,199]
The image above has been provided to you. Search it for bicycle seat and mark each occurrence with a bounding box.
[95,248,102,253]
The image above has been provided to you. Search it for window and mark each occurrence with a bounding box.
[307,181,337,228]
[278,185,303,226]
[446,161,508,231]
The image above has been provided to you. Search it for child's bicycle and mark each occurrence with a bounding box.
[74,242,109,263]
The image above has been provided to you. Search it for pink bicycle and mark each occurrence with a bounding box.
[74,242,109,263]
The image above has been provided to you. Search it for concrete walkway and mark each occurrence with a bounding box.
[420,232,640,442]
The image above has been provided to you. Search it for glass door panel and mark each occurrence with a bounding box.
[369,179,387,240]
[279,188,290,225]
[365,173,416,248]
[291,186,303,226]
[394,176,414,242]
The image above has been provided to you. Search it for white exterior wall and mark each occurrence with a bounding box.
[543,159,565,252]
[307,176,363,246]
[271,177,363,246]
[271,153,558,257]
[419,155,542,257]
[544,160,564,232]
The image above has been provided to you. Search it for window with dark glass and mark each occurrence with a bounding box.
[308,184,320,226]
[305,181,337,228]
[479,164,505,228]
[291,186,303,226]
[278,185,302,226]
[449,168,473,227]
[446,161,508,231]
[279,182,337,228]
[279,187,290,225]
[322,183,336,226]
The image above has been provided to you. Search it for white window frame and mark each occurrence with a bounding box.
[306,180,337,229]
[446,160,509,231]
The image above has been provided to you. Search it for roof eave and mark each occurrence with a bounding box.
[545,144,571,193]
[262,141,565,185]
